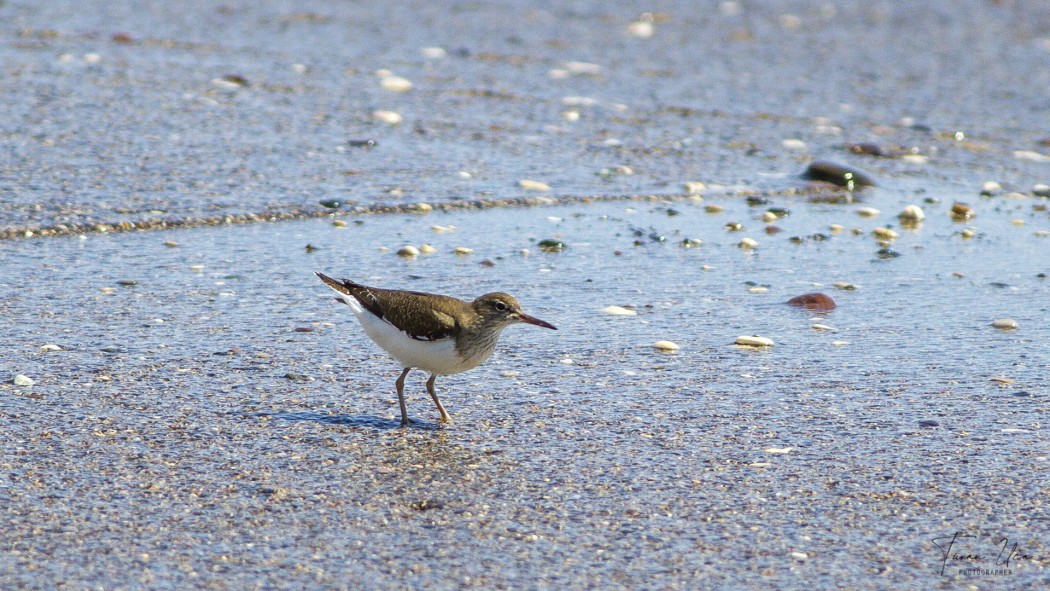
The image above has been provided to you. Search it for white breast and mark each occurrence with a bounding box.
[339,293,478,375]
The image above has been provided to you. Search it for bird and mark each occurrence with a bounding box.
[316,272,557,426]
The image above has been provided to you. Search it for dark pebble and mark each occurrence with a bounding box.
[876,248,900,259]
[746,196,768,207]
[537,239,565,252]
[846,143,888,157]
[294,327,313,333]
[786,293,836,311]
[801,161,877,188]
[319,199,342,209]
[917,419,940,428]
[347,139,377,148]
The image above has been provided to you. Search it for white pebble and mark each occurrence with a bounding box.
[372,110,402,124]
[811,324,834,331]
[561,110,580,122]
[761,211,778,223]
[421,46,447,59]
[652,340,680,352]
[380,76,413,93]
[627,20,655,38]
[991,318,1018,330]
[563,61,602,75]
[782,138,807,150]
[738,237,758,249]
[602,305,637,316]
[396,245,420,257]
[831,340,849,346]
[901,154,930,164]
[898,204,925,221]
[40,344,63,353]
[981,180,1002,193]
[83,53,101,64]
[431,224,455,233]
[419,244,437,254]
[519,179,551,192]
[453,246,474,255]
[856,207,880,218]
[748,287,769,293]
[13,375,35,386]
[735,335,774,347]
[791,551,808,560]
[764,447,792,454]
[683,181,706,194]
[560,358,575,364]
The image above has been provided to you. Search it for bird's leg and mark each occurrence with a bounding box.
[426,373,452,424]
[395,368,412,426]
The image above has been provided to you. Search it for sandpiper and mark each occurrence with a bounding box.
[316,272,557,426]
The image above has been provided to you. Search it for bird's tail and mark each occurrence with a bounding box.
[316,272,354,292]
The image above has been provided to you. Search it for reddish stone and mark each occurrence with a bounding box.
[786,292,836,311]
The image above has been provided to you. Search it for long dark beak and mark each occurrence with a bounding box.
[518,312,557,330]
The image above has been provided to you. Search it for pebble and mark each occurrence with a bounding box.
[738,237,758,249]
[856,207,880,218]
[791,552,809,560]
[1011,219,1025,227]
[453,247,474,255]
[828,224,845,234]
[431,225,455,233]
[950,202,974,220]
[736,335,774,347]
[372,110,402,124]
[379,75,413,93]
[704,204,724,214]
[537,239,565,252]
[761,211,778,223]
[419,244,436,254]
[764,447,792,454]
[332,220,348,228]
[917,419,939,428]
[1032,183,1050,197]
[627,19,655,38]
[786,293,836,311]
[13,375,35,386]
[811,324,834,331]
[991,318,1018,330]
[898,204,925,221]
[652,340,680,352]
[801,161,877,188]
[39,344,63,353]
[1014,150,1050,163]
[519,179,551,192]
[421,46,446,59]
[396,245,420,257]
[748,287,769,293]
[683,181,706,194]
[562,110,580,122]
[960,228,976,239]
[831,340,849,346]
[980,180,1002,195]
[602,305,636,316]
[872,227,899,241]
[782,138,807,150]
[831,282,857,290]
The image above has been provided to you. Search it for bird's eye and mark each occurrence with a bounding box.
[494,301,507,312]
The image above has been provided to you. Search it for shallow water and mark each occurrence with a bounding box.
[2,192,1047,589]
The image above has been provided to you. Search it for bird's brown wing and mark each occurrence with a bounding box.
[378,292,461,341]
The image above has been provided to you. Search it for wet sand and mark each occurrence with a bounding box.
[2,1,1048,589]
